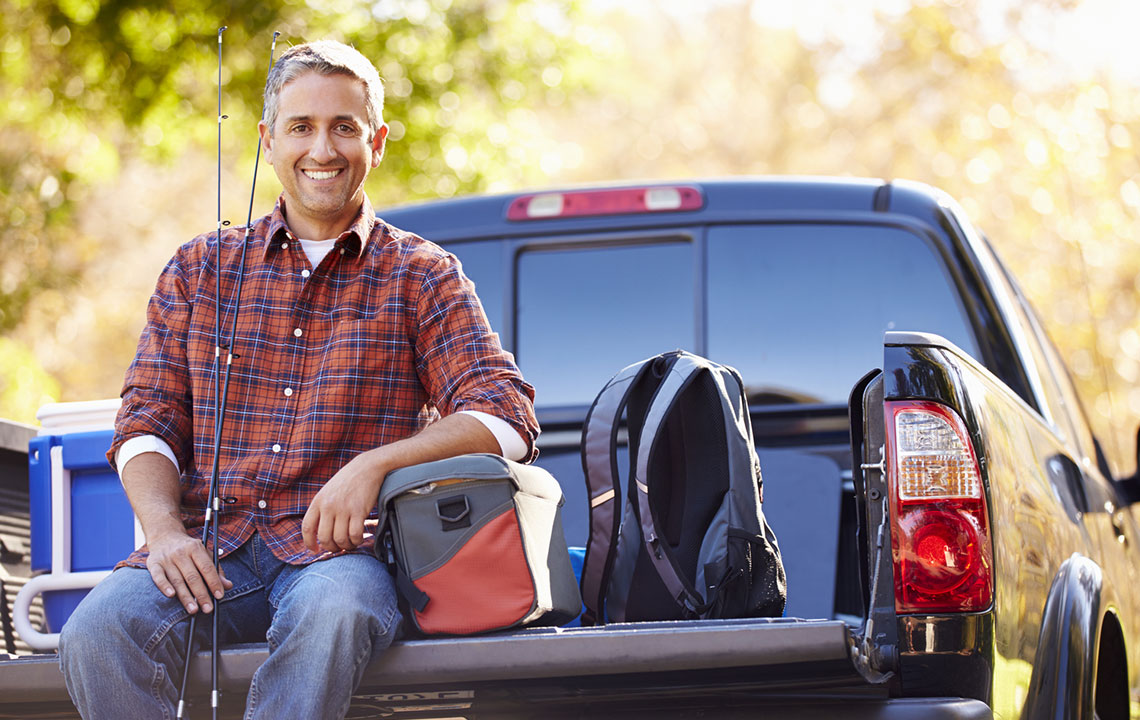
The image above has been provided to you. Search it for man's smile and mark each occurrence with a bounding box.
[302,168,344,180]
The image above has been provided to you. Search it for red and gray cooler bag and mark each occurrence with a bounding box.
[376,453,582,635]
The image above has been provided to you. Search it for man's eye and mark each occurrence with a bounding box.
[338,124,358,134]
[290,124,310,134]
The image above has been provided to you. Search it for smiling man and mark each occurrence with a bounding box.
[58,41,538,719]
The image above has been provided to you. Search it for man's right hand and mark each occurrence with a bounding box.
[118,451,233,615]
[145,528,233,615]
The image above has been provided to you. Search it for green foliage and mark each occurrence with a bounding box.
[0,0,591,412]
[6,0,1139,480]
[557,0,1140,475]
[0,0,588,314]
[0,338,60,424]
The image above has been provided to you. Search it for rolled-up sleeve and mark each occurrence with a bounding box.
[107,246,197,472]
[412,252,539,462]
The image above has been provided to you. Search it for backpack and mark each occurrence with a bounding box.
[376,454,582,635]
[579,350,786,624]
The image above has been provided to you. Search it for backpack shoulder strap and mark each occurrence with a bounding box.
[579,359,651,625]
[631,351,714,618]
[717,363,764,505]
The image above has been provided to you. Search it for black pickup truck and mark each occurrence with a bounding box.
[2,178,1139,719]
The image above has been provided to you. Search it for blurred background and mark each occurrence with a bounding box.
[2,0,1138,468]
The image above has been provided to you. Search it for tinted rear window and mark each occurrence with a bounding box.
[445,223,978,409]
[707,224,978,404]
[515,241,696,406]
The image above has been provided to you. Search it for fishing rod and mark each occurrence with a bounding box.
[175,26,280,720]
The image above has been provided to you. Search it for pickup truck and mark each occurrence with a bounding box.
[2,177,1139,719]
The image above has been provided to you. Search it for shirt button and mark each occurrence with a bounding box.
[258,500,268,509]
[284,387,293,397]
[281,241,288,250]
[301,269,311,278]
[293,328,303,337]
[340,248,346,255]
[217,548,224,556]
[272,443,282,453]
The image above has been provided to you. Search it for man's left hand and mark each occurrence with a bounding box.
[301,450,385,554]
[301,413,505,555]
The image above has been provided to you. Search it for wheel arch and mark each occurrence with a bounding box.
[1022,554,1104,720]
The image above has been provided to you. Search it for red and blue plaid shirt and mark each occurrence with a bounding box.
[110,195,538,567]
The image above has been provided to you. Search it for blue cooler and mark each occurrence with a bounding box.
[26,401,137,636]
[564,546,585,627]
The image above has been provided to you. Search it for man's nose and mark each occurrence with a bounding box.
[307,129,337,163]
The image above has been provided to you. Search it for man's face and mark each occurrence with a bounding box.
[259,71,387,238]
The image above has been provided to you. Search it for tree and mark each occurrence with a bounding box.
[0,0,591,421]
[541,0,1140,471]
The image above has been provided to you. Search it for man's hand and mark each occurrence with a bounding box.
[145,527,233,614]
[301,413,505,555]
[119,451,233,614]
[302,450,385,554]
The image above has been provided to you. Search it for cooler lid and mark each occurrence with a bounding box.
[36,399,121,435]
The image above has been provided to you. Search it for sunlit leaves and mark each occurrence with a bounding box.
[547,0,1140,470]
[0,338,61,424]
[7,0,1139,463]
[0,0,591,419]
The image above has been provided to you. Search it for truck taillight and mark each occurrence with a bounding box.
[886,401,993,614]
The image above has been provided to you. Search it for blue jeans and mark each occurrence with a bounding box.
[58,532,403,720]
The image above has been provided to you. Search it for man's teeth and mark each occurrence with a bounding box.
[304,169,341,180]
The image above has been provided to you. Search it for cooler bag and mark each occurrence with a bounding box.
[376,453,582,635]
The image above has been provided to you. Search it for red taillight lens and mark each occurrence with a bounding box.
[506,186,704,220]
[886,401,993,613]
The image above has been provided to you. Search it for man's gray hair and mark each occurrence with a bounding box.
[263,40,385,137]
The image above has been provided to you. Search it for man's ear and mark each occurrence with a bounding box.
[371,123,389,168]
[258,121,273,162]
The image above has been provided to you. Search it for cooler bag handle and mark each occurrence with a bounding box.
[436,495,471,530]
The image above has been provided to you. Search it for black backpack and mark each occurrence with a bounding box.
[579,350,786,624]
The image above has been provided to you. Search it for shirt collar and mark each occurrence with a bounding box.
[262,195,378,260]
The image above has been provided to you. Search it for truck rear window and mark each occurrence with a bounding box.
[707,224,979,404]
[515,240,696,407]
[446,223,978,409]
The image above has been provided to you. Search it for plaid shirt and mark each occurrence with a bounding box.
[110,195,538,567]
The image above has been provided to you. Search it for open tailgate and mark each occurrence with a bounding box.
[2,618,874,717]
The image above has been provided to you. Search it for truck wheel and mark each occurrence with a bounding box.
[1092,614,1129,720]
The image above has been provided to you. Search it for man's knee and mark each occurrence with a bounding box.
[58,607,92,666]
[275,559,402,644]
[60,568,177,663]
[294,584,391,632]
[59,582,128,672]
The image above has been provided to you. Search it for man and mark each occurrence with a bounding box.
[59,40,538,719]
